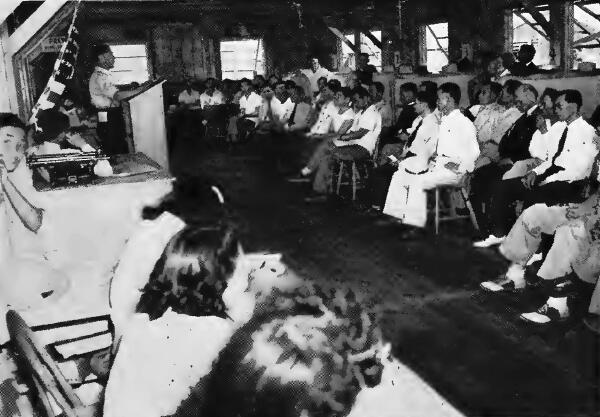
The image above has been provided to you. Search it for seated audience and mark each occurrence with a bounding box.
[383,83,479,228]
[370,81,393,135]
[290,87,356,196]
[331,87,382,166]
[356,52,378,85]
[236,78,263,142]
[510,44,539,77]
[479,90,598,247]
[199,77,225,108]
[393,82,418,141]
[313,76,328,102]
[281,85,312,133]
[470,83,541,244]
[371,90,439,209]
[307,79,340,136]
[178,79,201,109]
[471,81,505,170]
[253,74,267,92]
[502,87,559,180]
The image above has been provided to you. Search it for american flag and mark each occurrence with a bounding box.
[29,0,82,129]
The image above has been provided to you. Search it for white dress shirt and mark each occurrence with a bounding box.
[178,89,202,108]
[332,107,355,133]
[492,107,523,142]
[435,109,479,173]
[528,119,553,160]
[533,116,598,183]
[309,100,338,135]
[89,66,118,109]
[301,66,331,95]
[271,97,295,122]
[239,92,263,125]
[406,112,440,160]
[199,90,225,108]
[345,104,382,155]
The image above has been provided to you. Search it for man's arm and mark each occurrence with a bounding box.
[339,128,368,141]
[1,164,43,233]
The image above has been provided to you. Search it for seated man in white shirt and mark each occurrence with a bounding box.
[370,90,439,209]
[383,83,479,228]
[289,87,356,196]
[369,81,393,140]
[482,90,599,246]
[330,87,382,191]
[236,78,263,142]
[307,79,341,136]
[199,78,224,109]
[178,79,202,109]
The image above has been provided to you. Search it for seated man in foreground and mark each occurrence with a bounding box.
[370,90,439,209]
[383,82,479,227]
[479,90,598,246]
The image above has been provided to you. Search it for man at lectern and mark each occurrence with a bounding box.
[89,44,144,156]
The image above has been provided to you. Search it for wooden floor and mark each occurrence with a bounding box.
[170,138,600,417]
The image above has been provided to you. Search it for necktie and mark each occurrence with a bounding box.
[288,103,298,127]
[537,126,568,183]
[406,119,424,148]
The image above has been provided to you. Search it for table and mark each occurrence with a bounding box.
[0,153,173,344]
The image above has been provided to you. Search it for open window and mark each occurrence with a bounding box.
[108,44,150,85]
[340,31,382,72]
[419,22,449,74]
[572,1,600,69]
[511,4,552,68]
[219,39,265,80]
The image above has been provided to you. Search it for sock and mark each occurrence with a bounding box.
[506,263,526,288]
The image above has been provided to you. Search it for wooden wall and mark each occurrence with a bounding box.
[152,24,217,81]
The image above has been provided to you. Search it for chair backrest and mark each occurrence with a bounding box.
[6,310,84,417]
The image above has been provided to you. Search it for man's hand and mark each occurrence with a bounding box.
[444,161,460,172]
[521,171,537,189]
[397,132,409,142]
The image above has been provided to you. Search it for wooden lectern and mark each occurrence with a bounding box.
[122,79,169,171]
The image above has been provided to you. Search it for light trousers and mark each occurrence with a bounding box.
[383,164,463,228]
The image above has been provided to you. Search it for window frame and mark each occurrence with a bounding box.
[107,42,152,86]
[219,37,265,80]
[418,21,449,74]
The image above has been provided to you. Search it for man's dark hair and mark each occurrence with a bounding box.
[317,76,328,85]
[520,44,536,56]
[559,89,583,110]
[240,78,252,87]
[521,83,539,100]
[416,91,437,111]
[92,44,111,59]
[326,79,341,93]
[34,109,69,144]
[339,87,353,99]
[541,87,559,104]
[483,81,503,99]
[0,113,26,131]
[359,52,370,58]
[284,80,296,90]
[372,81,385,95]
[503,79,522,96]
[419,81,438,95]
[400,82,418,95]
[438,82,461,105]
[353,86,370,99]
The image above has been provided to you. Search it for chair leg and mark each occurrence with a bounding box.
[351,162,358,201]
[460,188,480,231]
[435,187,440,235]
[336,161,344,195]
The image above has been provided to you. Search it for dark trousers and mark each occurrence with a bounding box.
[490,178,588,237]
[369,163,397,207]
[236,118,256,142]
[96,107,128,156]
[469,163,511,235]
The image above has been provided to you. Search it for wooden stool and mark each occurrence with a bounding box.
[430,185,479,234]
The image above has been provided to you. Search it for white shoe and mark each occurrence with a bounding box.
[473,235,505,248]
[520,297,570,324]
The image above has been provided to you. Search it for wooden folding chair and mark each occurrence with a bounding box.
[430,184,479,235]
[6,310,108,417]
